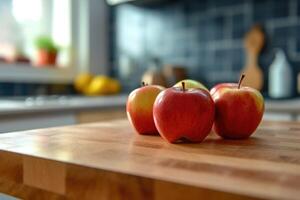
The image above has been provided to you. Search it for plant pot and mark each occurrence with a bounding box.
[36,49,57,67]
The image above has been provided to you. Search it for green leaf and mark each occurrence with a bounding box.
[35,36,59,53]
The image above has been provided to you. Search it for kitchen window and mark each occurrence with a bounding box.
[11,0,70,66]
[0,0,109,83]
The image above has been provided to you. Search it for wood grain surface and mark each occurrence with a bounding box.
[0,119,299,199]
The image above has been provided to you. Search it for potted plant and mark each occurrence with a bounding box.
[35,36,59,67]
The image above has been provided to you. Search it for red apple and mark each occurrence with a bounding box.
[127,83,165,135]
[153,82,215,143]
[210,74,264,139]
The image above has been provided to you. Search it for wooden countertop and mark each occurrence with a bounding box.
[0,119,299,199]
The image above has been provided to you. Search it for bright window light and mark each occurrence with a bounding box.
[12,0,42,22]
[52,0,71,46]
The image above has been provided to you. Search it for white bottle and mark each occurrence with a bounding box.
[268,49,293,98]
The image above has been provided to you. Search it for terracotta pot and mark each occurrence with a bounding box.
[36,49,57,67]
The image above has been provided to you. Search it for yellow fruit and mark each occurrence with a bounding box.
[107,79,121,94]
[74,73,94,93]
[84,75,111,96]
[173,79,208,91]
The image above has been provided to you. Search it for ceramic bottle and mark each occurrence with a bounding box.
[268,49,293,98]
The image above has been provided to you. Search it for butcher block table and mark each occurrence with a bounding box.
[0,119,299,200]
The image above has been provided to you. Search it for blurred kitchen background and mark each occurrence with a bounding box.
[0,0,300,132]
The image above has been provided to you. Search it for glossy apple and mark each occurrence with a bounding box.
[153,82,215,143]
[173,79,208,91]
[127,83,165,135]
[210,74,264,139]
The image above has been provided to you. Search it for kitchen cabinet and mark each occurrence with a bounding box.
[0,108,126,133]
[0,119,299,199]
[77,109,126,124]
[264,98,300,121]
[0,95,127,133]
[0,112,77,133]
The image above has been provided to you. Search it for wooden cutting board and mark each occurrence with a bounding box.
[241,25,265,90]
[0,119,299,199]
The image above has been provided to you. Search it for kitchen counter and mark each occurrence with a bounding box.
[0,95,128,133]
[0,95,127,115]
[265,98,300,113]
[0,95,299,117]
[0,119,299,199]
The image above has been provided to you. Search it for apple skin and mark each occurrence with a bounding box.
[173,79,208,91]
[210,83,264,139]
[153,87,215,143]
[127,85,165,135]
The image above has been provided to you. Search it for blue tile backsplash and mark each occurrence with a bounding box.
[112,0,300,92]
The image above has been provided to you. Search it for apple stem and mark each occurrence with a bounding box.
[141,82,146,87]
[238,74,245,89]
[182,81,185,91]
